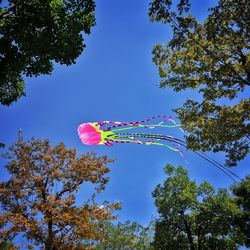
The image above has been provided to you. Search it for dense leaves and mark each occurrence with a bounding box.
[0,134,120,249]
[94,220,154,250]
[231,175,250,247]
[149,0,250,166]
[0,240,16,250]
[152,165,246,249]
[0,0,95,105]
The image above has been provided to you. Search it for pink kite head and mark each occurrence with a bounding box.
[78,123,103,145]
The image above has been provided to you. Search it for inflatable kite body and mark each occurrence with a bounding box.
[78,122,114,146]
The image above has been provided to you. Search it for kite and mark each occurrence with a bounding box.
[77,115,241,182]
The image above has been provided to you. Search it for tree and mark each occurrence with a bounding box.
[94,220,154,250]
[152,164,245,249]
[0,134,120,249]
[0,0,95,105]
[231,175,250,247]
[149,0,250,166]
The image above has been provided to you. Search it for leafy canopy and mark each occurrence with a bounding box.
[231,175,250,247]
[0,0,95,105]
[149,0,250,166]
[94,220,154,250]
[152,165,246,249]
[0,134,120,249]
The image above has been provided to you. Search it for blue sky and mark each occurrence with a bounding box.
[0,0,249,227]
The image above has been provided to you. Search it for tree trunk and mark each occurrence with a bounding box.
[197,225,203,250]
[179,210,196,250]
[45,216,54,250]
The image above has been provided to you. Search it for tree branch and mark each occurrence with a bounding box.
[55,181,83,200]
[0,0,23,20]
[179,209,195,250]
[168,14,250,86]
[0,8,13,19]
[197,224,206,250]
[41,175,50,202]
[58,225,74,243]
[55,188,71,200]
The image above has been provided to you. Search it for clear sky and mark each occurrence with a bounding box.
[0,0,249,227]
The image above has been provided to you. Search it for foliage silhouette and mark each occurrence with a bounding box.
[0,0,95,105]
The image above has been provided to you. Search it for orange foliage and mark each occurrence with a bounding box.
[0,133,120,249]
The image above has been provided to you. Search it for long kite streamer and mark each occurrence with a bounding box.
[77,115,241,182]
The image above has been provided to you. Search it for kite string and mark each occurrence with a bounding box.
[112,132,242,183]
[157,135,242,182]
